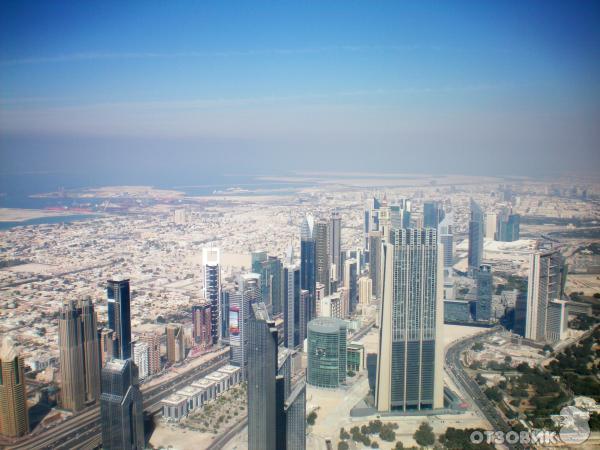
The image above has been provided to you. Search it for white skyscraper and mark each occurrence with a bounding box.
[132,341,149,381]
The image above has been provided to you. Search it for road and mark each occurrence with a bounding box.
[6,352,230,450]
[445,326,523,450]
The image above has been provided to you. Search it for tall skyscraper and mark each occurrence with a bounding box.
[376,228,444,412]
[368,231,383,300]
[247,303,306,450]
[138,332,161,376]
[166,324,185,364]
[307,318,347,388]
[358,276,373,307]
[364,197,381,250]
[283,264,301,349]
[475,264,493,322]
[230,273,261,369]
[132,341,149,381]
[107,279,132,360]
[438,213,454,270]
[58,299,101,412]
[203,247,221,344]
[300,214,317,321]
[0,337,29,438]
[484,212,497,240]
[314,219,330,297]
[344,258,358,315]
[192,302,212,350]
[468,200,484,274]
[100,358,144,450]
[329,211,342,282]
[423,201,444,229]
[524,249,565,342]
[251,252,283,315]
[497,211,520,242]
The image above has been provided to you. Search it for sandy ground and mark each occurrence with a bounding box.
[566,274,600,296]
[0,208,82,222]
[148,422,218,449]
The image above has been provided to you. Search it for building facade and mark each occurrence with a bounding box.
[0,337,29,438]
[476,264,493,322]
[307,318,347,388]
[107,279,132,360]
[203,247,221,345]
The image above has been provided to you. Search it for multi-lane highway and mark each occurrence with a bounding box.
[445,326,523,450]
[6,351,230,450]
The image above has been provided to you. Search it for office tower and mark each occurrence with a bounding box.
[100,358,144,450]
[329,211,342,282]
[58,299,101,412]
[138,333,161,376]
[546,300,568,343]
[0,337,29,438]
[524,250,565,342]
[252,252,283,315]
[468,200,484,274]
[107,279,132,359]
[192,302,212,350]
[230,273,261,368]
[484,212,497,239]
[388,199,411,234]
[376,228,444,412]
[319,292,342,319]
[315,283,325,316]
[423,201,444,229]
[166,324,185,364]
[438,214,454,270]
[247,303,306,450]
[364,197,381,250]
[299,289,309,346]
[220,285,234,340]
[203,247,221,344]
[283,264,301,349]
[497,211,520,242]
[476,264,493,322]
[132,341,149,381]
[344,258,358,314]
[368,231,383,300]
[358,276,373,307]
[314,219,331,296]
[300,214,317,320]
[307,318,347,388]
[99,328,114,366]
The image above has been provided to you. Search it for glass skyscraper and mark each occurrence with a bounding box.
[475,264,493,322]
[300,214,316,320]
[376,228,444,412]
[307,317,347,388]
[107,279,132,360]
[203,248,221,345]
[468,200,484,274]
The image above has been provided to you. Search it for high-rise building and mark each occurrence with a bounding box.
[438,213,454,270]
[484,212,497,240]
[203,247,221,345]
[307,318,347,388]
[546,300,568,343]
[524,250,565,342]
[138,332,161,376]
[358,276,372,306]
[252,252,283,315]
[368,231,383,300]
[344,258,358,315]
[166,324,185,364]
[300,214,317,321]
[475,264,493,322]
[314,219,330,297]
[100,358,144,450]
[107,279,132,360]
[283,264,301,349]
[192,302,212,350]
[376,228,444,412]
[99,328,114,366]
[468,200,484,274]
[0,337,29,438]
[247,303,306,450]
[315,282,325,316]
[423,201,444,229]
[329,211,342,282]
[497,212,520,242]
[319,292,342,319]
[132,341,149,381]
[230,273,261,369]
[58,299,101,412]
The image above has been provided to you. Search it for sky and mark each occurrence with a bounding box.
[1,0,599,183]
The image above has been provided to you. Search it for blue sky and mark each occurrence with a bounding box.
[0,1,599,179]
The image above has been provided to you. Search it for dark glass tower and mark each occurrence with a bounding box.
[107,279,131,360]
[467,200,484,274]
[283,264,301,349]
[423,201,444,229]
[300,215,317,321]
[100,358,144,450]
[475,264,493,322]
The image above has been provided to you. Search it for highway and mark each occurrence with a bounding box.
[445,326,523,450]
[6,352,229,450]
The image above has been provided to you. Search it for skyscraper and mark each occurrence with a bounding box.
[307,318,347,388]
[132,341,149,381]
[107,279,132,360]
[247,303,306,450]
[283,264,301,349]
[58,298,101,411]
[192,302,212,350]
[251,252,283,315]
[524,249,565,342]
[100,358,144,450]
[0,337,29,438]
[423,201,444,229]
[376,228,444,412]
[438,213,454,270]
[230,273,261,369]
[138,332,161,376]
[497,211,520,242]
[358,276,372,307]
[468,200,484,274]
[484,212,497,240]
[368,231,383,300]
[166,324,185,364]
[300,214,317,320]
[364,197,381,250]
[343,258,358,315]
[314,219,330,297]
[203,247,221,344]
[329,211,342,282]
[475,264,493,322]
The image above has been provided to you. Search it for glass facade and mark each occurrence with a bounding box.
[307,318,347,388]
[107,279,131,360]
